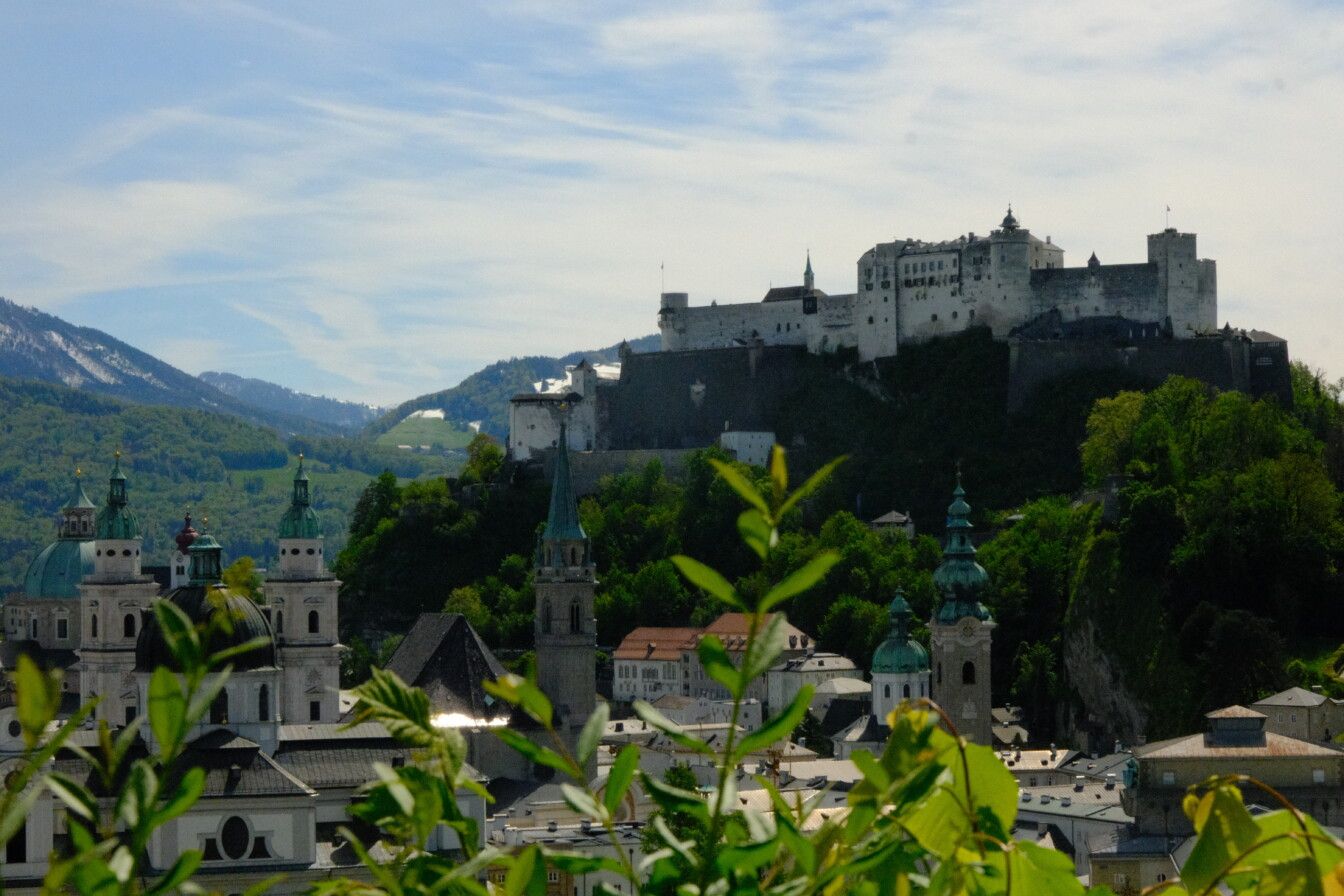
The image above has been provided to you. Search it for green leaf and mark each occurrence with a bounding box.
[1179,783,1261,892]
[543,851,627,876]
[632,701,714,755]
[349,666,435,746]
[759,551,840,613]
[741,613,787,683]
[778,455,848,518]
[143,849,202,896]
[769,444,788,497]
[493,728,576,777]
[14,654,61,748]
[152,599,202,672]
[151,767,205,827]
[148,666,186,751]
[737,686,812,757]
[577,702,609,768]
[1007,840,1086,896]
[697,634,741,697]
[640,771,709,825]
[560,783,605,821]
[45,771,99,821]
[670,555,743,609]
[603,745,639,817]
[504,844,547,896]
[484,674,553,728]
[737,508,775,560]
[708,458,769,514]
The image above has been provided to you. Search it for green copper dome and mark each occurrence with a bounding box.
[20,540,96,600]
[95,454,141,540]
[278,456,321,540]
[872,591,930,674]
[932,475,993,625]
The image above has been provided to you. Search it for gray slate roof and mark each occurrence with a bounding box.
[381,613,511,721]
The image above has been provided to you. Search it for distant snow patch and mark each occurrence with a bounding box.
[405,408,446,421]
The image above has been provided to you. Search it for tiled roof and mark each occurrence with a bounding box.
[704,613,809,651]
[1206,704,1266,719]
[275,741,414,790]
[613,626,699,661]
[833,713,888,745]
[1135,731,1342,760]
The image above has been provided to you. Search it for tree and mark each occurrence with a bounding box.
[222,555,264,602]
[460,433,504,485]
[817,595,888,669]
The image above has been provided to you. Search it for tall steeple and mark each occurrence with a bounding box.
[534,429,597,773]
[803,251,815,291]
[929,470,995,745]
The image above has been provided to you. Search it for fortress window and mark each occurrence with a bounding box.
[123,614,136,638]
[969,310,975,320]
[952,258,958,268]
[962,661,976,685]
[868,316,874,324]
[866,284,873,291]
[931,314,938,322]
[937,261,944,270]
[951,311,958,320]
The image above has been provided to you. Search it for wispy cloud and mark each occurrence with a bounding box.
[1,2,1341,403]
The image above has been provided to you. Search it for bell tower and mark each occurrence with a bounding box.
[78,453,158,728]
[928,472,995,745]
[266,456,340,725]
[533,429,597,765]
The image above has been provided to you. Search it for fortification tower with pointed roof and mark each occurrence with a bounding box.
[266,456,341,725]
[533,428,597,768]
[928,472,995,745]
[78,455,160,728]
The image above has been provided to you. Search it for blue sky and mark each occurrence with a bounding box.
[2,1,1342,405]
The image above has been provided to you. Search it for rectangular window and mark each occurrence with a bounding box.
[1161,771,1175,786]
[310,701,322,722]
[57,618,68,639]
[1313,769,1326,784]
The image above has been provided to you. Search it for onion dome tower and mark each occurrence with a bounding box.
[929,472,995,745]
[136,522,281,753]
[169,512,199,588]
[533,428,597,771]
[871,591,931,721]
[79,454,159,728]
[266,455,340,726]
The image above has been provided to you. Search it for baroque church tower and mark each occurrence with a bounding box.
[870,591,931,721]
[265,456,341,724]
[929,473,995,745]
[78,454,159,728]
[533,430,597,762]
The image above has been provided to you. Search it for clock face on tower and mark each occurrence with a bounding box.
[960,620,977,638]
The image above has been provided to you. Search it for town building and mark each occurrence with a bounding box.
[1251,685,1344,743]
[765,651,861,717]
[658,211,1218,360]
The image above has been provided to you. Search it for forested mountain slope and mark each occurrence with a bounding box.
[200,371,382,433]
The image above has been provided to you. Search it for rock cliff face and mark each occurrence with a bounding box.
[1060,617,1149,748]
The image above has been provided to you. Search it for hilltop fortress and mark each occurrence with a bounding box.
[659,208,1217,358]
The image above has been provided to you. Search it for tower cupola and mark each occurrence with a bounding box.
[277,455,326,577]
[932,472,993,624]
[1001,205,1019,231]
[872,592,929,675]
[93,453,144,580]
[188,526,224,586]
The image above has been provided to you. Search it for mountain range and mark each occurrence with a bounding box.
[200,370,382,433]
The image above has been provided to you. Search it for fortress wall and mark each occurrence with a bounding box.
[1006,337,1291,410]
[598,345,813,450]
[660,299,809,352]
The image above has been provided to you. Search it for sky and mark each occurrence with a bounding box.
[2,1,1342,407]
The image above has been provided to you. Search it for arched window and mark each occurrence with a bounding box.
[962,661,976,685]
[123,614,136,638]
[541,600,552,634]
[211,690,229,725]
[275,610,282,637]
[569,601,581,633]
[258,684,270,722]
[903,684,911,699]
[308,611,319,634]
[91,615,98,638]
[883,684,891,699]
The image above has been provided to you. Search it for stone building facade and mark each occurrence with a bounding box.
[658,210,1217,361]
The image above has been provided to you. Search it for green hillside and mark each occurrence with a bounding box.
[0,376,452,591]
[374,414,476,451]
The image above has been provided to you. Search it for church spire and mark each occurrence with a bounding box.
[932,469,992,624]
[543,427,586,544]
[278,454,320,540]
[96,451,140,540]
[803,251,814,291]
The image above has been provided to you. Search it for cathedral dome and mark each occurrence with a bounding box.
[135,584,277,672]
[20,539,95,600]
[871,592,929,674]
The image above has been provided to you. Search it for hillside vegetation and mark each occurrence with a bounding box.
[199,370,381,432]
[0,376,452,591]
